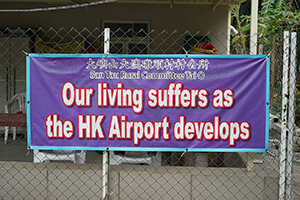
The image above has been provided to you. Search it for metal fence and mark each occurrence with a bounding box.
[0,27,299,200]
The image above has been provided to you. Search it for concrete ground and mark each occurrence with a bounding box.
[0,133,283,199]
[0,122,296,199]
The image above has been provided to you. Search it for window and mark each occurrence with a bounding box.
[102,20,150,54]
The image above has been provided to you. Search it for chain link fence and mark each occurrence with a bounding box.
[0,27,299,199]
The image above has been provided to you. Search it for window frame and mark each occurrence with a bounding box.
[101,19,151,54]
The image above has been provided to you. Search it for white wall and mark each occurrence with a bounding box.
[1,3,228,32]
[1,3,229,52]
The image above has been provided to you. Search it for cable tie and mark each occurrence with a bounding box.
[181,149,188,158]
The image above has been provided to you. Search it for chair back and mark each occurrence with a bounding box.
[5,92,26,114]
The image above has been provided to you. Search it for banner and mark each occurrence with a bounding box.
[27,54,270,152]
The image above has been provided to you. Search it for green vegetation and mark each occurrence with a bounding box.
[231,0,300,52]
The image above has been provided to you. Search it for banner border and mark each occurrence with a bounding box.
[28,53,268,59]
[26,55,32,148]
[27,53,270,152]
[28,146,267,152]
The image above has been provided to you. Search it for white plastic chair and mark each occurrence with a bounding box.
[109,151,162,166]
[4,92,26,144]
[33,149,86,164]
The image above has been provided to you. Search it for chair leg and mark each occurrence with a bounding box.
[13,127,17,140]
[4,126,9,144]
[33,149,42,163]
[152,152,162,166]
[109,151,120,165]
[75,150,86,164]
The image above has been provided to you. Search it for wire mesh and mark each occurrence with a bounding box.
[0,27,298,199]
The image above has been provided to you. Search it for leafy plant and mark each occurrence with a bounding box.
[231,0,300,49]
[258,0,300,46]
[231,3,251,53]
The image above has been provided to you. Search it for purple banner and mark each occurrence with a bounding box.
[27,54,269,152]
